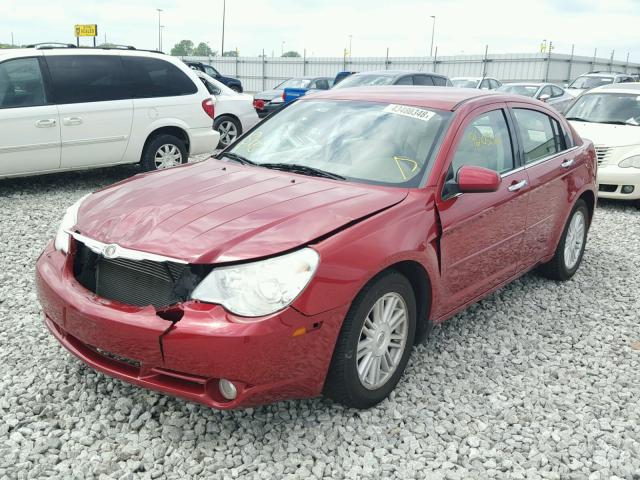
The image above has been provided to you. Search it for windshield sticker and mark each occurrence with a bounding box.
[393,155,419,180]
[383,104,435,122]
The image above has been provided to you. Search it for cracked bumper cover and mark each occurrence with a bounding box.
[36,242,346,409]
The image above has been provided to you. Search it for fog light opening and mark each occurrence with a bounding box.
[219,379,238,400]
[621,185,635,194]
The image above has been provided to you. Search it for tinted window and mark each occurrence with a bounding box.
[432,76,448,87]
[47,55,128,103]
[413,75,434,86]
[0,57,47,108]
[451,110,515,174]
[313,78,330,90]
[551,85,564,97]
[122,56,198,98]
[395,76,413,85]
[513,109,563,163]
[198,77,220,95]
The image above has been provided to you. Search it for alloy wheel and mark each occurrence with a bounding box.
[564,209,585,269]
[218,120,238,147]
[154,144,183,170]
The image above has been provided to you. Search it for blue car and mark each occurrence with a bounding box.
[253,76,333,118]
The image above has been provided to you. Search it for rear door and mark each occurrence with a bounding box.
[44,53,133,168]
[509,104,580,269]
[435,104,530,314]
[0,55,60,177]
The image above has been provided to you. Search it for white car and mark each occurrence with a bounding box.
[0,45,219,179]
[565,72,636,98]
[565,83,640,203]
[497,82,574,113]
[451,77,502,90]
[194,71,260,148]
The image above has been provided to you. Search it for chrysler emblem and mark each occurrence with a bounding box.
[103,244,119,259]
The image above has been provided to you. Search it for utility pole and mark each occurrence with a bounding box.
[221,0,226,56]
[156,8,163,51]
[11,32,14,46]
[429,16,436,57]
[349,35,353,57]
[281,41,285,56]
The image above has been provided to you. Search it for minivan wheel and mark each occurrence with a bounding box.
[538,199,589,281]
[214,116,242,148]
[324,271,416,409]
[141,134,188,172]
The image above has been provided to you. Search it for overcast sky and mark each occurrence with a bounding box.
[2,0,640,61]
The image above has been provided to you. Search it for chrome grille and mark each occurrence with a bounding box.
[594,145,613,165]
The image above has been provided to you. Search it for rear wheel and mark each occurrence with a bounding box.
[324,271,417,409]
[538,199,589,281]
[141,134,188,172]
[214,116,242,148]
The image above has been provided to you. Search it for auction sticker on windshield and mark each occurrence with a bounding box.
[383,104,436,122]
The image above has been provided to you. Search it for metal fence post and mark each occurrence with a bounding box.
[433,46,438,72]
[592,48,597,72]
[609,50,615,72]
[303,49,307,76]
[482,45,488,77]
[262,49,266,91]
[625,52,630,73]
[544,46,551,82]
[385,48,389,70]
[235,55,239,77]
[567,44,574,83]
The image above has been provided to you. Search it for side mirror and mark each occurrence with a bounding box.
[539,94,551,102]
[456,165,501,193]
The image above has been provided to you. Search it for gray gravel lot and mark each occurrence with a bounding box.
[1,165,639,480]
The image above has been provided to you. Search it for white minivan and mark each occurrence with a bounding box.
[0,46,219,179]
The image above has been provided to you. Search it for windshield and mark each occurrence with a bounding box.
[565,93,640,125]
[275,78,312,90]
[452,79,478,88]
[569,76,614,89]
[497,84,538,97]
[332,74,395,89]
[227,100,452,187]
[203,65,220,77]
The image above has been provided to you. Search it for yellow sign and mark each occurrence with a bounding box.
[74,24,98,37]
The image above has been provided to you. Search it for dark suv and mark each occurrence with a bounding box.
[185,61,243,93]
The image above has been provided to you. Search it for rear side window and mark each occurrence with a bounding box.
[551,85,564,97]
[513,109,566,163]
[46,55,128,104]
[413,75,434,86]
[313,78,330,90]
[122,56,198,98]
[0,57,47,108]
[432,76,448,87]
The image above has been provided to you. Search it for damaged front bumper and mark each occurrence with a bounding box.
[36,241,347,409]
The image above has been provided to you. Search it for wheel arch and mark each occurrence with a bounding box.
[578,189,596,223]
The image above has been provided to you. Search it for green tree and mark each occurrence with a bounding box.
[222,50,238,57]
[281,50,301,58]
[171,40,194,56]
[0,43,17,49]
[193,42,214,56]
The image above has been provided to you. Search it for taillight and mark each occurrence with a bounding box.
[253,99,265,110]
[282,91,286,101]
[202,98,215,119]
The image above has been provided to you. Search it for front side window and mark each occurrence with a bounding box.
[513,109,564,163]
[122,56,198,98]
[565,93,640,126]
[0,57,46,108]
[450,109,515,174]
[228,100,451,187]
[47,55,128,103]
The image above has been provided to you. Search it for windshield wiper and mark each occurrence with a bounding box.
[217,152,258,166]
[565,116,593,123]
[259,163,345,180]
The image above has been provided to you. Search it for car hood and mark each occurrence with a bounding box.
[254,90,282,101]
[569,121,640,147]
[76,161,408,264]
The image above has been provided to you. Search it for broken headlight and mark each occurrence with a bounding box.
[54,194,90,253]
[190,248,319,318]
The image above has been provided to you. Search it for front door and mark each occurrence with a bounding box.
[0,56,60,177]
[436,105,529,314]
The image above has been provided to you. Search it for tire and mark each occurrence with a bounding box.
[537,199,589,281]
[230,85,242,93]
[141,134,188,172]
[324,270,417,409]
[214,116,242,148]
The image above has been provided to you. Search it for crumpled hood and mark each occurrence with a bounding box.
[76,160,408,264]
[570,121,640,147]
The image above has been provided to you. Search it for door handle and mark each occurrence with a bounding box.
[508,179,528,192]
[561,158,575,168]
[35,119,57,128]
[63,117,83,126]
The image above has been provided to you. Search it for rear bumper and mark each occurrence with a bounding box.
[597,165,640,200]
[188,127,220,155]
[36,242,346,409]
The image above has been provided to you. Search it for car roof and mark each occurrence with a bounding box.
[502,82,545,87]
[352,70,444,77]
[452,77,482,81]
[302,86,506,111]
[588,82,640,94]
[579,72,628,78]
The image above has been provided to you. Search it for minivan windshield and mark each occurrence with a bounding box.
[226,100,451,187]
[332,74,395,89]
[568,76,614,89]
[565,93,640,125]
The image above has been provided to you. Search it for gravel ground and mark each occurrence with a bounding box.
[1,165,639,480]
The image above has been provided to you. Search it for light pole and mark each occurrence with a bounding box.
[221,0,226,56]
[429,16,436,57]
[160,26,165,52]
[348,35,353,57]
[281,41,285,56]
[156,8,163,51]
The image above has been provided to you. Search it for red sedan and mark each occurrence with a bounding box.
[36,87,597,409]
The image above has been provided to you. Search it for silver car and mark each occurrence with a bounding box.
[451,76,502,90]
[497,82,574,113]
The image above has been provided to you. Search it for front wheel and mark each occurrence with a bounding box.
[538,199,589,281]
[324,271,417,409]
